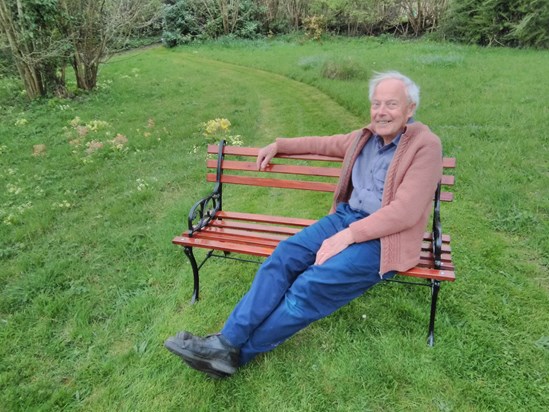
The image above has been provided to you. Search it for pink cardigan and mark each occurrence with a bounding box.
[275,122,443,275]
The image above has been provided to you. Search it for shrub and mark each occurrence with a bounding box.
[320,57,367,80]
[439,0,549,48]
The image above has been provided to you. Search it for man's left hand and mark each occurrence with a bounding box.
[315,228,355,265]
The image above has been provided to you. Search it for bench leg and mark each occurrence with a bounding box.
[427,280,441,347]
[183,246,200,304]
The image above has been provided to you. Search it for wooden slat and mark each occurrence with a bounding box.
[210,145,454,166]
[400,267,455,281]
[173,235,275,257]
[416,260,454,271]
[210,145,455,168]
[421,242,451,253]
[207,159,341,178]
[173,232,454,275]
[441,175,455,185]
[419,250,452,262]
[216,211,317,227]
[443,157,456,168]
[202,226,289,241]
[208,145,343,162]
[423,232,451,242]
[207,174,337,192]
[210,220,303,236]
[440,192,453,202]
[194,231,282,248]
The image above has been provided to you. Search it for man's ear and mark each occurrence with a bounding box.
[407,103,417,119]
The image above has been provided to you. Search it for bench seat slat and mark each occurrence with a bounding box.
[400,267,455,281]
[173,233,453,271]
[210,220,303,236]
[197,230,284,247]
[216,211,317,227]
[179,227,452,256]
[202,226,289,241]
[173,235,275,257]
[217,212,452,242]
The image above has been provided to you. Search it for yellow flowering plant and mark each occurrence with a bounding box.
[200,118,243,146]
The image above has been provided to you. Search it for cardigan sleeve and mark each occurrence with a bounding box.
[275,129,363,158]
[348,133,443,242]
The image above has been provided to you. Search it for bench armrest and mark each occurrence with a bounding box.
[187,191,221,236]
[187,140,226,236]
[431,182,442,269]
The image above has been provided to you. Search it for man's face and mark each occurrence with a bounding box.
[370,79,416,143]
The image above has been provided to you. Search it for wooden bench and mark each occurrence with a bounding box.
[173,140,456,346]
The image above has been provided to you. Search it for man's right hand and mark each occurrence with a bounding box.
[256,143,277,170]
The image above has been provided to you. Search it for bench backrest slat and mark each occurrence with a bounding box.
[206,159,341,178]
[207,174,338,192]
[217,145,343,162]
[206,143,455,201]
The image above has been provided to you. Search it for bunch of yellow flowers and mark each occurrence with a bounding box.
[203,118,231,136]
[201,118,243,146]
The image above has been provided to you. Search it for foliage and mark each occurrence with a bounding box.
[161,0,263,47]
[320,56,367,80]
[160,0,547,48]
[302,15,326,41]
[0,0,163,99]
[439,0,549,48]
[0,0,71,98]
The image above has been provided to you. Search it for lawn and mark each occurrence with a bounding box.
[0,37,548,411]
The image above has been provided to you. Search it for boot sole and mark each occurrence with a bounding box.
[164,338,234,379]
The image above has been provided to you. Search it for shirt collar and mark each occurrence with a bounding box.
[374,133,402,151]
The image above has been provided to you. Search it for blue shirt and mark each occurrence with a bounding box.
[348,133,401,215]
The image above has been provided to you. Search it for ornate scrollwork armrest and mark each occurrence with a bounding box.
[431,182,442,269]
[187,191,221,236]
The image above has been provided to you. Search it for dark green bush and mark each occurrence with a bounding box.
[439,0,549,48]
[161,0,263,47]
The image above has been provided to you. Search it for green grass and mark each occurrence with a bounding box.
[1,37,548,411]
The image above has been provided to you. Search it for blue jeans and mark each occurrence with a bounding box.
[221,203,393,365]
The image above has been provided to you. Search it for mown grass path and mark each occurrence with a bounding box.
[175,50,362,137]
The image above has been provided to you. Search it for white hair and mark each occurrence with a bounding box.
[368,71,420,112]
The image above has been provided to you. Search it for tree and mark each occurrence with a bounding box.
[60,0,162,91]
[0,0,70,98]
[0,0,162,99]
[400,0,449,36]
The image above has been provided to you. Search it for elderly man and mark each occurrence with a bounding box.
[165,71,443,378]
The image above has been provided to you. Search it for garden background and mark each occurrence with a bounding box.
[1,17,548,412]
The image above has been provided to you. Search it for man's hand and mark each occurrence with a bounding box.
[256,143,277,171]
[315,228,355,265]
